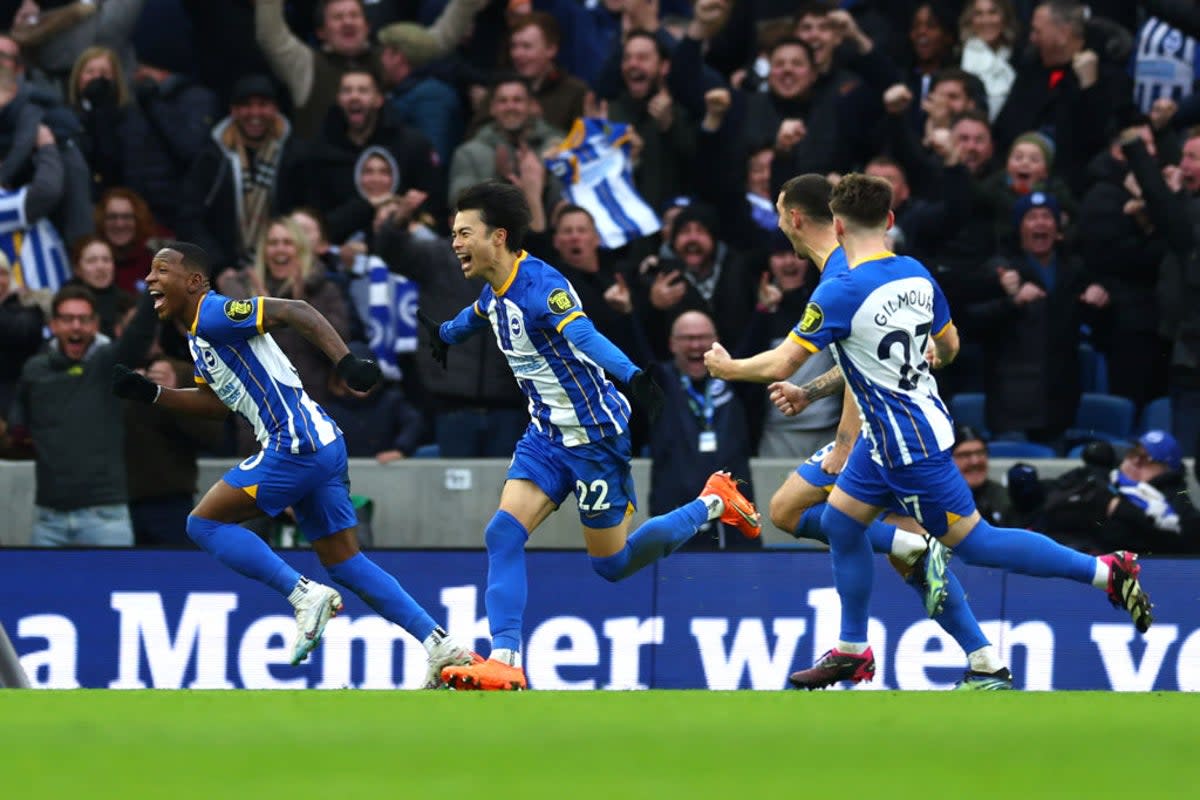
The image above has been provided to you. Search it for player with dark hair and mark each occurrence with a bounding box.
[421,181,760,690]
[707,173,1153,689]
[767,174,1014,690]
[112,242,477,687]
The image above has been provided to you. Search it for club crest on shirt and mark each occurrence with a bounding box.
[547,288,574,314]
[799,302,824,334]
[509,315,522,338]
[224,299,254,321]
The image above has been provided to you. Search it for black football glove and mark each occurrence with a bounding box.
[336,353,382,393]
[112,364,160,404]
[417,308,449,369]
[627,370,664,424]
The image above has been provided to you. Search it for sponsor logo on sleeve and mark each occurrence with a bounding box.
[224,299,254,322]
[547,288,575,314]
[799,302,824,334]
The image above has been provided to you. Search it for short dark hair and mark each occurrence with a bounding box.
[951,108,990,129]
[52,284,97,316]
[339,63,382,91]
[555,203,596,229]
[829,173,893,229]
[161,241,213,279]
[953,424,986,450]
[794,0,836,21]
[778,174,833,224]
[490,70,529,93]
[767,36,815,64]
[624,28,669,61]
[510,11,562,48]
[455,181,532,252]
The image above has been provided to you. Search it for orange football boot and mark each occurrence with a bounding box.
[441,658,528,691]
[701,470,762,538]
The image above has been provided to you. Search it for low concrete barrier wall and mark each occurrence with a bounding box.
[1,458,1195,548]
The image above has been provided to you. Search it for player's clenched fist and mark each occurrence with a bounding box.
[768,381,808,416]
[112,364,161,404]
[704,341,731,377]
[336,353,382,393]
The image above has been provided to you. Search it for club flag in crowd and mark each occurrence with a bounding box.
[366,255,417,381]
[545,117,660,249]
[0,188,70,291]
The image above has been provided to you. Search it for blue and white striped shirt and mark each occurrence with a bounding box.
[0,188,70,291]
[1134,17,1200,112]
[470,251,631,447]
[187,291,341,454]
[790,252,955,468]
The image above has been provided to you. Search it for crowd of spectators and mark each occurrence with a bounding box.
[1,0,1199,550]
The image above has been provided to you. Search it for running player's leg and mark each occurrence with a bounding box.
[443,432,564,690]
[189,478,303,597]
[579,433,757,582]
[773,451,929,567]
[295,444,479,685]
[902,451,1153,632]
[885,514,1010,688]
[192,453,345,666]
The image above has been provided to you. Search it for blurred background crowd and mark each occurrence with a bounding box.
[0,0,1198,553]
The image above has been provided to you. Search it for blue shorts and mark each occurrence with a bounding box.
[834,441,976,537]
[223,438,358,541]
[795,440,838,491]
[508,426,637,528]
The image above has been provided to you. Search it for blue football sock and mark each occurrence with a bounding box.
[484,511,529,652]
[793,504,827,542]
[794,503,897,556]
[326,553,437,641]
[186,515,299,596]
[923,570,989,655]
[592,499,708,582]
[953,519,1096,583]
[820,505,874,643]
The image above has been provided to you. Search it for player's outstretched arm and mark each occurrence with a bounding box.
[261,298,349,361]
[705,338,810,383]
[261,298,381,392]
[113,365,229,419]
[561,316,664,422]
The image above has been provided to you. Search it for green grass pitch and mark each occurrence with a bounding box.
[1,691,1195,798]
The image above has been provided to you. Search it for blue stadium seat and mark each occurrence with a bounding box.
[987,440,1058,458]
[949,393,987,437]
[1139,397,1171,435]
[1066,393,1136,446]
[412,443,441,459]
[1079,343,1109,394]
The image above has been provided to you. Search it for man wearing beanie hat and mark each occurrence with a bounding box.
[634,200,758,362]
[178,73,301,273]
[254,0,487,139]
[975,188,1111,442]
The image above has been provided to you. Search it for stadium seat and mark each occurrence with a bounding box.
[1078,343,1109,394]
[1065,393,1136,446]
[412,443,441,459]
[949,393,987,437]
[986,440,1058,458]
[1139,397,1171,435]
